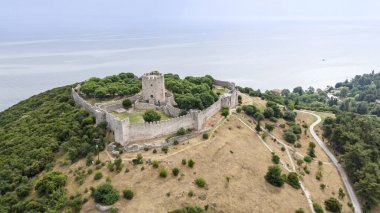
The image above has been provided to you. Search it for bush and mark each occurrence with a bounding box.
[94,172,103,180]
[114,157,123,172]
[153,149,157,154]
[195,178,206,188]
[286,172,301,189]
[132,154,143,165]
[123,189,134,200]
[264,165,285,187]
[316,170,322,181]
[159,168,168,178]
[324,197,342,213]
[152,160,159,168]
[265,123,275,132]
[236,107,242,113]
[35,171,67,196]
[168,206,206,213]
[177,127,186,136]
[187,159,195,168]
[283,131,297,143]
[295,208,305,213]
[313,202,324,213]
[143,109,161,122]
[281,146,286,151]
[91,183,119,205]
[108,162,115,172]
[182,159,187,165]
[221,107,229,117]
[271,153,280,164]
[161,146,169,154]
[303,155,313,163]
[202,133,209,140]
[122,99,132,109]
[263,107,274,118]
[172,168,180,176]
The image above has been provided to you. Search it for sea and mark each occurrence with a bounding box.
[1,20,379,111]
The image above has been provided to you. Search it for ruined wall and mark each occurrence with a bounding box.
[105,113,129,145]
[97,94,141,112]
[128,114,194,141]
[163,104,181,117]
[134,102,160,110]
[71,88,105,124]
[214,79,236,90]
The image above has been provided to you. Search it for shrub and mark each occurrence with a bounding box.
[265,123,275,132]
[161,146,169,154]
[303,155,313,163]
[271,153,280,164]
[172,168,180,176]
[195,178,206,188]
[283,131,297,143]
[152,160,159,168]
[202,133,209,140]
[264,165,285,187]
[132,154,143,165]
[91,183,119,205]
[122,99,132,109]
[188,159,195,168]
[182,159,187,165]
[188,190,194,197]
[221,107,229,117]
[35,171,67,196]
[286,172,301,189]
[324,197,342,213]
[296,159,304,166]
[177,127,186,136]
[123,189,134,200]
[168,206,206,213]
[316,170,322,181]
[173,140,179,145]
[295,208,305,213]
[313,202,324,213]
[143,109,161,122]
[114,157,123,172]
[281,146,286,152]
[159,168,168,178]
[320,183,326,190]
[153,149,157,154]
[108,162,115,172]
[94,172,103,180]
[263,107,274,118]
[255,123,262,132]
[279,123,286,128]
[236,107,242,113]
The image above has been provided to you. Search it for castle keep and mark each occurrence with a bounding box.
[72,72,238,146]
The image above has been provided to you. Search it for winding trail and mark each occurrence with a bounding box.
[298,110,362,213]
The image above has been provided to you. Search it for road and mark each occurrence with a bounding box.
[298,110,362,213]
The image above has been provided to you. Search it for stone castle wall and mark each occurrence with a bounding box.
[72,77,238,145]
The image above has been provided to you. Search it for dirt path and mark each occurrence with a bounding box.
[297,110,362,213]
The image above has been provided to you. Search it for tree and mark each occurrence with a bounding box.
[313,202,324,213]
[283,111,296,122]
[264,165,285,187]
[143,110,161,122]
[255,122,262,132]
[281,89,290,97]
[91,183,120,205]
[122,99,132,109]
[272,152,280,164]
[35,171,67,196]
[221,107,229,117]
[283,131,297,143]
[263,107,274,118]
[265,123,275,132]
[94,87,108,99]
[293,86,304,95]
[324,197,342,213]
[339,87,349,98]
[176,127,186,136]
[286,172,301,189]
[356,102,369,114]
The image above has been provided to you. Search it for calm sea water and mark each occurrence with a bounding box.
[1,20,379,111]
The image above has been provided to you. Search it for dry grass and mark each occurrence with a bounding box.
[57,117,311,213]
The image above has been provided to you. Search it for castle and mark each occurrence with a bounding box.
[72,72,238,147]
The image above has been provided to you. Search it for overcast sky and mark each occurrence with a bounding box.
[1,0,380,34]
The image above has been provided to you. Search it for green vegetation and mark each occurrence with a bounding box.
[264,165,285,187]
[112,109,169,123]
[164,74,218,110]
[91,182,120,205]
[265,123,275,132]
[122,99,132,109]
[271,152,280,164]
[132,154,143,165]
[295,208,305,213]
[0,85,107,212]
[177,127,187,136]
[323,112,380,209]
[80,73,141,100]
[195,177,207,188]
[283,131,297,143]
[159,168,168,178]
[221,107,229,117]
[188,159,195,168]
[202,133,209,140]
[172,168,180,176]
[313,202,324,213]
[168,206,207,213]
[152,160,159,168]
[94,172,103,180]
[286,172,301,189]
[143,109,161,122]
[324,197,342,213]
[123,189,134,200]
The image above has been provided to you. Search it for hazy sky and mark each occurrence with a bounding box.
[1,0,380,34]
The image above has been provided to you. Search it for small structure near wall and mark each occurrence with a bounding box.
[142,71,166,105]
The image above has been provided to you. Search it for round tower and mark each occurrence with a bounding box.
[142,71,166,105]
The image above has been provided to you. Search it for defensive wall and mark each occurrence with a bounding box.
[71,78,238,146]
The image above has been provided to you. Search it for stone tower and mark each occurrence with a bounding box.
[142,71,166,105]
